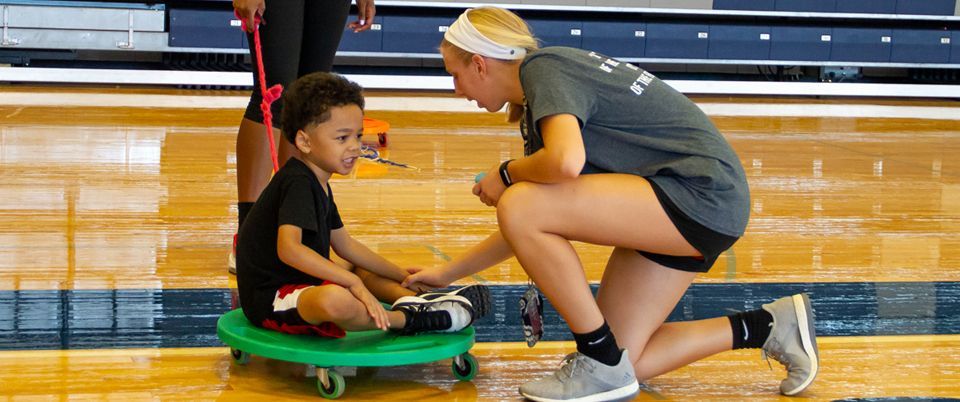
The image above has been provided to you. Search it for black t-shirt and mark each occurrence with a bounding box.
[236,158,344,317]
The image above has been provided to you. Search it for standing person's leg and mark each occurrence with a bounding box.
[237,0,305,216]
[230,0,307,273]
[298,0,350,74]
[276,0,350,165]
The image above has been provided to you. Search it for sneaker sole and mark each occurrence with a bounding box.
[227,252,236,275]
[397,285,492,319]
[448,284,491,319]
[520,380,639,402]
[782,293,819,396]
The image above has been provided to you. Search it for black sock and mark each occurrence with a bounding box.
[728,308,774,349]
[399,308,413,328]
[573,321,622,366]
[238,202,254,229]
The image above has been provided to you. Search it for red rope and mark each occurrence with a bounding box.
[236,11,281,173]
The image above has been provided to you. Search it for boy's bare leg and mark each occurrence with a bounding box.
[296,284,406,331]
[356,267,415,304]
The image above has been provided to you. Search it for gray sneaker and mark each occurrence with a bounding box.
[761,293,819,396]
[519,349,639,402]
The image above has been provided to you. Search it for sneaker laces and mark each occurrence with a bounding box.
[557,353,595,382]
[399,303,451,335]
[761,350,774,370]
[761,336,788,371]
[761,322,777,370]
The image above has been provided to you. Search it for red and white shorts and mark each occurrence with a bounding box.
[255,283,346,338]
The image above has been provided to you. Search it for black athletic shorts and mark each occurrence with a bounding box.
[243,0,351,128]
[638,180,740,273]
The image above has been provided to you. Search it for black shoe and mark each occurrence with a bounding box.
[394,284,491,319]
[394,294,476,335]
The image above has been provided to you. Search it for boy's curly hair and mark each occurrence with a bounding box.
[281,72,365,144]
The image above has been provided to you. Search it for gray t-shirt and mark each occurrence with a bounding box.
[519,47,749,237]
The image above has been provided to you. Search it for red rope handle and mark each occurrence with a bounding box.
[236,10,281,173]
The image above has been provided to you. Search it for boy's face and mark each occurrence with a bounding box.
[296,104,364,176]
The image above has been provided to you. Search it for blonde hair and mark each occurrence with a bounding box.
[441,7,539,122]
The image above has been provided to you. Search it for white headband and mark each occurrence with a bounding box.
[444,10,527,61]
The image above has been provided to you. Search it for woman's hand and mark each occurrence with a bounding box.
[403,267,435,293]
[472,164,507,207]
[348,282,390,330]
[233,0,265,33]
[473,165,507,207]
[402,266,452,291]
[349,0,376,32]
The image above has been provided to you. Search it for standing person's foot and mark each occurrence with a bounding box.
[227,234,237,274]
[393,284,492,318]
[761,293,819,396]
[519,349,639,402]
[393,294,477,335]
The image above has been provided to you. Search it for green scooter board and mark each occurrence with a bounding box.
[217,308,479,399]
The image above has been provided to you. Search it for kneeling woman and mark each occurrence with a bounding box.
[403,7,819,402]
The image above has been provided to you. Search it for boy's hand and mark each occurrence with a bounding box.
[348,282,389,331]
[402,266,451,290]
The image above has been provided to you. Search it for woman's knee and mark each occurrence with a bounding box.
[496,182,543,234]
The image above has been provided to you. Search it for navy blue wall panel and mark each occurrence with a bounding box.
[895,0,956,15]
[775,0,836,12]
[714,0,776,10]
[338,15,382,52]
[381,15,455,54]
[951,31,960,63]
[770,26,832,61]
[708,25,771,60]
[831,28,892,62]
[169,9,245,49]
[890,29,951,63]
[581,21,646,58]
[527,19,583,49]
[645,23,710,59]
[835,0,897,13]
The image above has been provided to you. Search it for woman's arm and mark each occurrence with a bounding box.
[402,230,514,288]
[509,113,586,183]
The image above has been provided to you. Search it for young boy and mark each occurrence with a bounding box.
[236,72,485,337]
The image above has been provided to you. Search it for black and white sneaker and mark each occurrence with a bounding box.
[393,284,491,319]
[394,294,476,335]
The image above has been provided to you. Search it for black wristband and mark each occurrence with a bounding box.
[499,159,514,187]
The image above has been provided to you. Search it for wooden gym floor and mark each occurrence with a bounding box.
[0,85,958,400]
